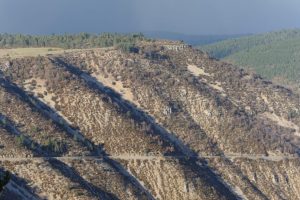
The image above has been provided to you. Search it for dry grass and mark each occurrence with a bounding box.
[0,48,82,59]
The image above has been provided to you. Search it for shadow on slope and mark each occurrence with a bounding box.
[51,57,251,200]
[0,113,118,200]
[0,167,40,200]
[0,78,155,199]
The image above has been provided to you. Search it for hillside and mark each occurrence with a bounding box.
[199,29,300,91]
[0,39,300,199]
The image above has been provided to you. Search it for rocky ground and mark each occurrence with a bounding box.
[0,40,299,199]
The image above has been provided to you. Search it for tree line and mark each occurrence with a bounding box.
[0,33,147,50]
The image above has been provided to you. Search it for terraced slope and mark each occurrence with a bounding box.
[0,40,300,199]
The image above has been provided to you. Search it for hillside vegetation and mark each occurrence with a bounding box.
[200,29,300,91]
[0,38,300,199]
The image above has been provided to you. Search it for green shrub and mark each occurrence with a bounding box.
[43,139,66,154]
[15,135,26,146]
[31,126,40,133]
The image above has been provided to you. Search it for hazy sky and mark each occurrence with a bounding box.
[0,0,300,35]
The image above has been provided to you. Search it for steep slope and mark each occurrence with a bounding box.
[0,52,239,199]
[0,77,152,199]
[53,40,300,200]
[0,39,299,199]
[61,42,300,156]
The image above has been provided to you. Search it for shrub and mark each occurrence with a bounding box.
[288,110,299,120]
[15,135,26,146]
[43,139,66,154]
[31,126,40,133]
[117,42,139,53]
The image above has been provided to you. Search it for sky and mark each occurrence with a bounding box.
[0,0,300,35]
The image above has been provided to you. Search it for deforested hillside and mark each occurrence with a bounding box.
[0,39,300,200]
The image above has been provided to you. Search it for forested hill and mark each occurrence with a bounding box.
[199,29,300,91]
[0,33,147,49]
[200,29,300,59]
